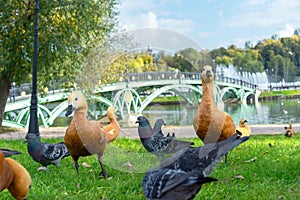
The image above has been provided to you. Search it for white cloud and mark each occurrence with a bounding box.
[276,24,295,38]
[225,0,300,28]
[118,0,196,37]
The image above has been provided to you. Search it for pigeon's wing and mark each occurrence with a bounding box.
[143,168,217,199]
[147,134,167,152]
[162,175,217,200]
[157,133,249,176]
[42,143,68,161]
[161,139,193,154]
[142,168,188,199]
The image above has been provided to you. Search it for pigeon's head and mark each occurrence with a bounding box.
[155,119,166,127]
[65,91,88,116]
[24,133,40,143]
[136,116,150,126]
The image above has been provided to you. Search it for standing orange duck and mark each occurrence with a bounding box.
[193,65,236,144]
[65,91,120,177]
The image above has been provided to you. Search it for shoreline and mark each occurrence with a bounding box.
[1,123,298,140]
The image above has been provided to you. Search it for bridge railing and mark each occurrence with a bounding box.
[8,70,260,102]
[125,71,257,89]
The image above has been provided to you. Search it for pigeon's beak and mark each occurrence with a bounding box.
[135,120,139,124]
[65,105,74,116]
[24,134,28,143]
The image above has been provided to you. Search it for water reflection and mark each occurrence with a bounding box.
[142,99,300,125]
[53,99,300,127]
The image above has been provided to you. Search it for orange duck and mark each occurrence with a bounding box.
[65,91,120,177]
[236,118,251,137]
[284,121,295,137]
[193,65,236,144]
[0,150,32,200]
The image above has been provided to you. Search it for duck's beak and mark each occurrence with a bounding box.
[65,105,74,116]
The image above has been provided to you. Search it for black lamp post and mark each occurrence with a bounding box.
[27,0,40,137]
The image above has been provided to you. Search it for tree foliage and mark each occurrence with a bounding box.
[0,0,119,126]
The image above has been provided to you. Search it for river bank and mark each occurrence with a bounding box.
[1,123,298,140]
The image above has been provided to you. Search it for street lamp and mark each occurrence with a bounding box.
[27,0,40,137]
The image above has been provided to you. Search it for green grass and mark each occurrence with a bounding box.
[0,134,300,199]
[259,89,300,97]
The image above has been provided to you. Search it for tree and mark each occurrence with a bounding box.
[0,0,119,127]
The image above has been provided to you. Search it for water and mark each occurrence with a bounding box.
[142,98,300,126]
[52,98,300,127]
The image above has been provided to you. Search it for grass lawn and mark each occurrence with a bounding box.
[0,134,299,200]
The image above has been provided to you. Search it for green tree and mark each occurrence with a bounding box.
[0,0,119,127]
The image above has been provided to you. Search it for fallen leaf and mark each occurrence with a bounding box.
[82,162,91,168]
[277,195,286,199]
[76,182,80,189]
[233,174,245,179]
[245,157,257,163]
[121,161,133,168]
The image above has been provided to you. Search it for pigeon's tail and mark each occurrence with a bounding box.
[201,132,249,176]
[189,176,217,185]
[1,149,22,157]
[218,131,249,155]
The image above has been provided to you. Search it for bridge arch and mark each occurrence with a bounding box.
[113,88,143,118]
[138,84,201,113]
[219,86,239,101]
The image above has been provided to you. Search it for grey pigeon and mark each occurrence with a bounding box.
[152,119,166,137]
[136,116,193,160]
[142,168,217,200]
[142,132,248,199]
[0,148,21,157]
[157,132,249,177]
[25,133,70,170]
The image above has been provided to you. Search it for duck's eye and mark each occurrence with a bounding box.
[75,97,78,101]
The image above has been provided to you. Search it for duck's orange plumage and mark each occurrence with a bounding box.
[193,65,236,144]
[284,121,295,137]
[0,150,32,200]
[236,119,251,137]
[64,91,120,177]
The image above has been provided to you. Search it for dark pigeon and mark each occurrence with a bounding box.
[157,132,249,177]
[0,148,21,157]
[25,133,70,170]
[142,168,217,200]
[136,116,193,160]
[142,132,248,199]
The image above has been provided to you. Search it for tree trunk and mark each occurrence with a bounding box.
[0,75,11,127]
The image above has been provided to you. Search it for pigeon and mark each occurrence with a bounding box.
[24,133,70,171]
[150,118,175,140]
[0,148,21,157]
[142,168,217,200]
[156,132,249,177]
[136,116,193,160]
[152,119,166,137]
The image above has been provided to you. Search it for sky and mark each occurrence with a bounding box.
[117,0,300,50]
